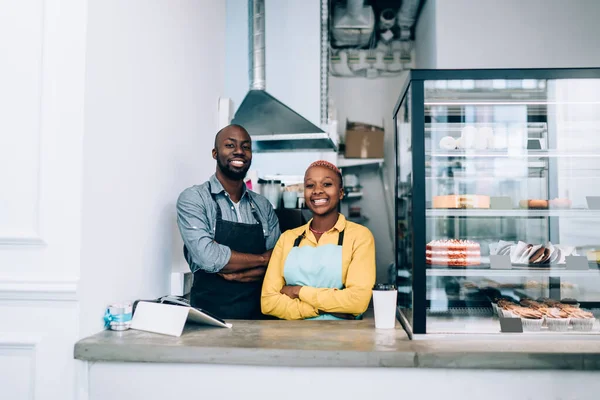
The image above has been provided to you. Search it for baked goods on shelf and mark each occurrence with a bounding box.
[460,126,478,149]
[587,250,600,263]
[496,299,518,317]
[489,240,578,265]
[433,195,490,209]
[493,240,513,257]
[520,299,544,310]
[436,125,529,151]
[426,239,481,266]
[515,242,575,265]
[524,281,577,292]
[512,308,544,331]
[494,297,597,332]
[560,298,580,307]
[545,308,569,318]
[456,125,497,150]
[438,136,458,150]
[564,308,595,331]
[519,198,572,209]
[524,280,545,289]
[543,308,571,331]
[519,199,548,209]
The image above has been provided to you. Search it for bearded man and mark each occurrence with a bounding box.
[177,124,280,319]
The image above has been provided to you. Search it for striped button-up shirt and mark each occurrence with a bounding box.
[177,174,281,273]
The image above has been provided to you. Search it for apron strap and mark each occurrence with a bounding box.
[207,182,223,223]
[294,230,344,247]
[246,192,263,226]
[293,233,305,247]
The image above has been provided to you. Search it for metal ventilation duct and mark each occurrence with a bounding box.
[332,0,375,47]
[231,0,336,152]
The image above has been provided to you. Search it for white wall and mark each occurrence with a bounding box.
[0,0,86,282]
[330,75,408,282]
[414,0,436,69]
[1,0,226,396]
[224,0,248,119]
[419,0,600,69]
[78,0,226,337]
[0,0,86,399]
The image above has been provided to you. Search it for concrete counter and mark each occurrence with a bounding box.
[74,318,600,370]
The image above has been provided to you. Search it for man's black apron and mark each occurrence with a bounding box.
[185,184,266,319]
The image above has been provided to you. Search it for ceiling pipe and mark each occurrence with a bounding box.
[398,0,424,40]
[249,0,265,90]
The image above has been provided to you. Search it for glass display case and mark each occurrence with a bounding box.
[393,69,600,336]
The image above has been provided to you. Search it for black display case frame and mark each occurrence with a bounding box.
[393,68,600,336]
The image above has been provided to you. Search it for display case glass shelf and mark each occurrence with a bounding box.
[426,209,600,218]
[393,69,600,337]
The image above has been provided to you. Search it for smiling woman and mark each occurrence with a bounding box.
[261,160,376,320]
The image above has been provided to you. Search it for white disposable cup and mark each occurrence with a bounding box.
[282,191,298,209]
[372,285,397,329]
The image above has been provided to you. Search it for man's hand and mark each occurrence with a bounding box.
[280,285,302,299]
[219,248,274,274]
[261,249,273,266]
[218,266,267,283]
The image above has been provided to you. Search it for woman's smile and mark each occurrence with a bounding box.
[311,198,329,206]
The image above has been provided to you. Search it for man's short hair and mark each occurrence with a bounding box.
[214,124,248,148]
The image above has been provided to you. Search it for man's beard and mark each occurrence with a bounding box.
[217,157,249,181]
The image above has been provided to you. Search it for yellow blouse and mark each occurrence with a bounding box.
[261,214,376,320]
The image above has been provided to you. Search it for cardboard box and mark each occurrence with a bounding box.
[344,120,384,159]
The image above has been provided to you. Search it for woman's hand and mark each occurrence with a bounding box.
[280,285,302,299]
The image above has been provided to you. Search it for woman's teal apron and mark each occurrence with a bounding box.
[283,230,346,320]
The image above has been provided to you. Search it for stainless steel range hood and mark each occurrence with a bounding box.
[231,0,336,152]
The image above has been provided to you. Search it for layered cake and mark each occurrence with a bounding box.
[426,239,481,266]
[433,195,490,209]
